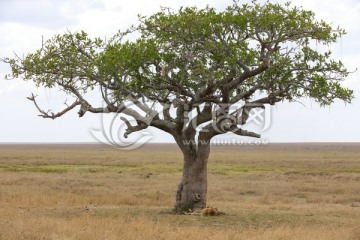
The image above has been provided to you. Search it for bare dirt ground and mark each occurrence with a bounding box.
[0,143,360,240]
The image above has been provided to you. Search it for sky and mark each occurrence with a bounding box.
[0,0,359,144]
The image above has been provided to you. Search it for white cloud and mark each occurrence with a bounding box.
[0,0,75,28]
[289,0,360,30]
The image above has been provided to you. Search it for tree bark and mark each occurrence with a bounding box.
[175,142,210,213]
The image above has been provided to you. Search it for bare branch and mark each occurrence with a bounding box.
[198,120,261,141]
[185,103,212,139]
[27,93,81,119]
[230,126,261,138]
[120,116,148,138]
[162,101,173,122]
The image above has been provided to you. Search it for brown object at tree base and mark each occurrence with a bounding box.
[184,207,224,216]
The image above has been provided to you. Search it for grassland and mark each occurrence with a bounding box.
[0,143,360,240]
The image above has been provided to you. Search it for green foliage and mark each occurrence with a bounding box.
[136,0,352,105]
[4,30,103,94]
[2,0,353,106]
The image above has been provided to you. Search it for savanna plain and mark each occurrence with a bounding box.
[0,143,360,240]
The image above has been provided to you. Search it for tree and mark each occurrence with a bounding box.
[2,1,353,213]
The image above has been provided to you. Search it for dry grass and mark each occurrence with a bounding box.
[0,143,360,240]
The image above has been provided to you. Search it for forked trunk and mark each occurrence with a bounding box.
[175,143,210,213]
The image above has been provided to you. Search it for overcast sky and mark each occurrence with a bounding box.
[0,0,359,144]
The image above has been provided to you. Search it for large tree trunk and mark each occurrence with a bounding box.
[175,142,210,213]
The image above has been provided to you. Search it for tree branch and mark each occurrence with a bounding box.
[27,93,81,119]
[228,125,261,138]
[120,116,148,138]
[198,121,261,141]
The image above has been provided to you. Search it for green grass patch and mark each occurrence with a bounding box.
[209,164,271,175]
[0,163,278,175]
[2,162,359,176]
[0,163,182,174]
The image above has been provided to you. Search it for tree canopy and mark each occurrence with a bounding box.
[3,2,352,139]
